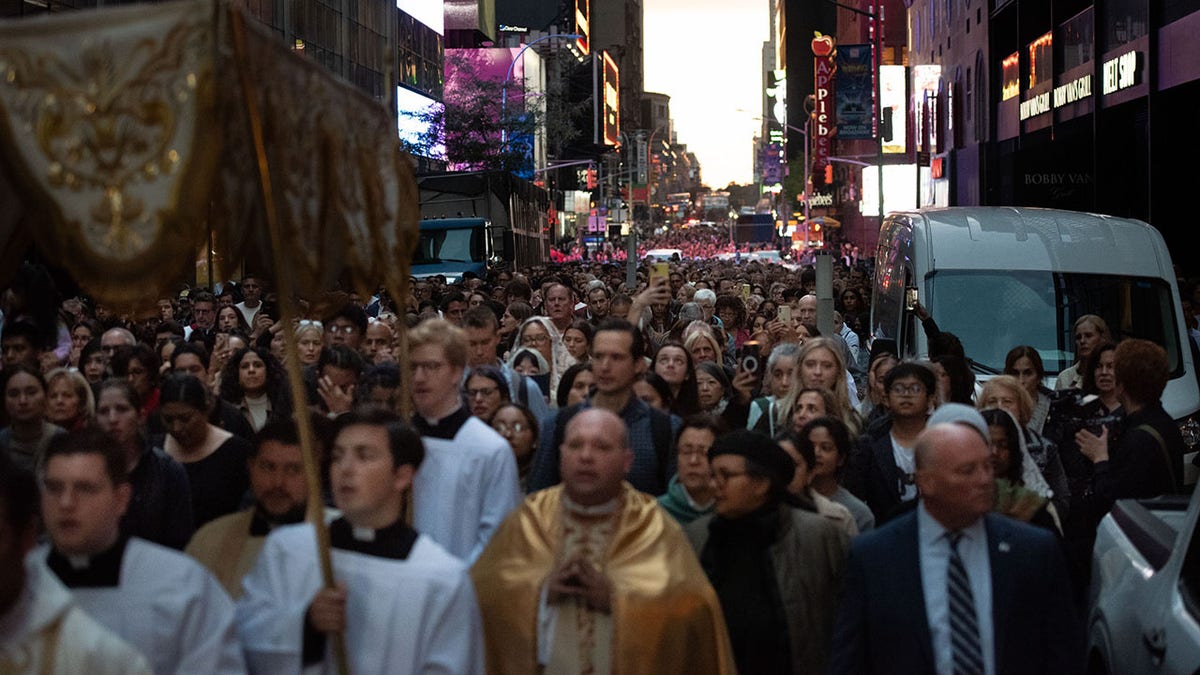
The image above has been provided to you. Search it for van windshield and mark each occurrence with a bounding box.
[413,226,482,265]
[927,270,1183,378]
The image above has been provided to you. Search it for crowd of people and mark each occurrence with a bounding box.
[0,250,1193,674]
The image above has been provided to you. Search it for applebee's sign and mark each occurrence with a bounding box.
[812,33,836,177]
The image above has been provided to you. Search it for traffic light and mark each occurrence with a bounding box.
[811,162,825,189]
[586,168,597,189]
[824,164,834,185]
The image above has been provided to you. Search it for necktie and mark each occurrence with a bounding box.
[947,531,984,675]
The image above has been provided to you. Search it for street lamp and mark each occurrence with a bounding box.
[500,33,582,152]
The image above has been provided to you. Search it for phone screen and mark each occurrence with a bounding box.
[905,288,919,311]
[650,262,669,286]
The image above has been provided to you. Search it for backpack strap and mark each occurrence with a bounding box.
[1135,423,1177,492]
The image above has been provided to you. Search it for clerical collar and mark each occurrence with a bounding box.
[413,404,471,439]
[249,505,306,537]
[46,535,128,588]
[562,493,622,517]
[329,517,417,560]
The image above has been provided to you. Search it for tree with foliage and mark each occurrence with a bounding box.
[401,51,584,174]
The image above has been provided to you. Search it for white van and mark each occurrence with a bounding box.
[868,206,1200,459]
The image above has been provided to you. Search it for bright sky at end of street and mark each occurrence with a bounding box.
[644,0,769,189]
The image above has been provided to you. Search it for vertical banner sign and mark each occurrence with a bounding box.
[835,45,873,140]
[765,69,787,189]
[602,51,620,146]
[635,136,648,186]
[575,0,589,55]
[811,34,836,176]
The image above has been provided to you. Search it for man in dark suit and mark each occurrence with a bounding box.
[829,417,1084,675]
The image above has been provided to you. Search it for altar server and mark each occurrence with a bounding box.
[236,407,484,674]
[34,429,244,675]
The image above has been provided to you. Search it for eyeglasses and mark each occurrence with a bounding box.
[328,325,357,335]
[522,334,550,346]
[466,386,499,398]
[297,320,323,328]
[889,383,926,396]
[494,421,528,434]
[709,470,747,484]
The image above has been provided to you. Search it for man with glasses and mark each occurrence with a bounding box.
[461,306,549,422]
[408,318,521,563]
[658,414,725,524]
[99,327,136,361]
[472,408,736,675]
[844,361,937,525]
[187,291,218,343]
[323,304,367,350]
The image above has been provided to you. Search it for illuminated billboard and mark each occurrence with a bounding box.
[396,0,442,34]
[880,65,907,154]
[860,163,920,214]
[911,65,941,152]
[576,0,590,56]
[602,50,620,146]
[396,86,445,160]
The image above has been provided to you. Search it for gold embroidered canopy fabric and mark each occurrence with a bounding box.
[0,0,418,306]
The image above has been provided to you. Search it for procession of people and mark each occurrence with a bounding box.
[3,244,1195,674]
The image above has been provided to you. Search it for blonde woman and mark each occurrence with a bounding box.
[978,374,1070,518]
[1054,314,1111,390]
[777,337,862,436]
[44,367,95,432]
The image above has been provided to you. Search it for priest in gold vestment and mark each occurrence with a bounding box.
[472,409,736,675]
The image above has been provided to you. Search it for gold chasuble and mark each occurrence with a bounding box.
[185,509,263,599]
[471,483,736,675]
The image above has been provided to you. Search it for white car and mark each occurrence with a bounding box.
[644,248,683,262]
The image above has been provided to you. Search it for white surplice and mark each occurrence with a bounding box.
[35,538,244,675]
[415,417,522,563]
[2,558,152,675]
[236,521,484,675]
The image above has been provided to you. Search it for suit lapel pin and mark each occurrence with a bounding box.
[998,541,1011,553]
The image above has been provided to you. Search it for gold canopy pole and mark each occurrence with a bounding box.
[228,7,350,674]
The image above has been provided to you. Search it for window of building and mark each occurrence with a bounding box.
[1058,7,1093,72]
[1104,0,1148,48]
[1028,31,1052,89]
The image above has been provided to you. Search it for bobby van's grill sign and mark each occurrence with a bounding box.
[1021,74,1094,120]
